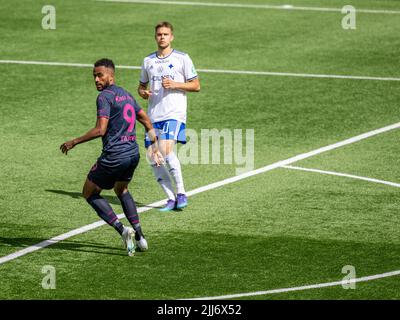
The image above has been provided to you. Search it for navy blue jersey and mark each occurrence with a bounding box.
[96,84,142,160]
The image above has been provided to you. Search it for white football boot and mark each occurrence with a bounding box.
[121,227,135,256]
[135,236,148,252]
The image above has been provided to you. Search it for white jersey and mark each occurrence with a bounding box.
[139,49,198,124]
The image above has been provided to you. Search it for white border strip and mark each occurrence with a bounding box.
[96,0,400,15]
[1,59,400,82]
[1,121,399,266]
[282,165,400,188]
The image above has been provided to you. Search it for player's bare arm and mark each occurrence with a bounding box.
[138,83,152,99]
[60,117,109,155]
[161,77,200,92]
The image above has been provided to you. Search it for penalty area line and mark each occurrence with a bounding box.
[282,165,400,188]
[0,121,399,266]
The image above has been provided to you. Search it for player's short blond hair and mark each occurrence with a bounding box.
[155,21,174,34]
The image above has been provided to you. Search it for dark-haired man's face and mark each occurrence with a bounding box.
[93,66,114,91]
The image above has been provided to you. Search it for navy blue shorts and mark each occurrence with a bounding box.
[87,154,140,190]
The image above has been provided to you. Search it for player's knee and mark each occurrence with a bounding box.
[114,188,125,197]
[82,189,92,200]
[114,184,128,197]
[82,186,96,200]
[163,140,175,156]
[82,185,89,200]
[162,149,171,158]
[82,179,101,200]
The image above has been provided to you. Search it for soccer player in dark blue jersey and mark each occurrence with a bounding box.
[60,58,162,256]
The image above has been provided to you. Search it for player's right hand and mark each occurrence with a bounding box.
[60,140,75,155]
[139,89,152,100]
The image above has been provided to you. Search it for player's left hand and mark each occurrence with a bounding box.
[60,140,76,155]
[161,77,177,90]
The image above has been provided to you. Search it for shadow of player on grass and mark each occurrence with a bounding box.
[0,236,129,257]
[45,189,155,207]
[45,189,178,210]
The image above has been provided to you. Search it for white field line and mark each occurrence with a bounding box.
[1,121,400,266]
[185,270,400,300]
[96,0,400,15]
[1,59,400,82]
[282,165,400,188]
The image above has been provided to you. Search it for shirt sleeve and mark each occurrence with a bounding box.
[139,60,149,85]
[183,54,198,81]
[96,94,111,118]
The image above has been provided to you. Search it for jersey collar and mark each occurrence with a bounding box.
[156,49,174,60]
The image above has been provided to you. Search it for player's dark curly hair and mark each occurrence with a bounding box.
[94,58,115,71]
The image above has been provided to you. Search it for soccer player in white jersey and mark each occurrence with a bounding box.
[138,21,200,211]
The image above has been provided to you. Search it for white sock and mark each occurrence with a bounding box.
[151,164,176,200]
[165,152,186,194]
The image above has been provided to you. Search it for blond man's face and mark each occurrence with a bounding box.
[155,27,174,49]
